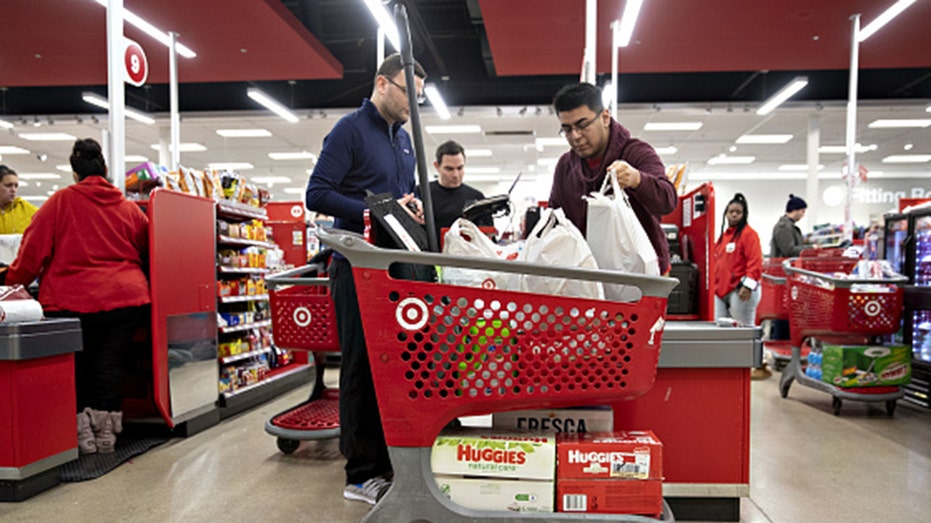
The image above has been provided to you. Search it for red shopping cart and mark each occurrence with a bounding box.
[756,257,801,370]
[264,259,341,453]
[319,228,679,523]
[778,256,908,415]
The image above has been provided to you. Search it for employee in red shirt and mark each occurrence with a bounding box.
[713,193,766,377]
[7,138,150,454]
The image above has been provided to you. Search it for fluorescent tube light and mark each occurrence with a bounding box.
[23,196,49,202]
[247,88,299,123]
[250,176,292,184]
[269,151,317,161]
[654,146,678,155]
[149,143,206,152]
[17,173,62,180]
[868,119,931,129]
[466,167,501,174]
[535,137,566,149]
[282,187,305,195]
[819,144,877,154]
[882,155,931,164]
[777,164,824,171]
[736,134,794,144]
[859,0,916,42]
[125,155,149,162]
[425,125,482,134]
[207,162,254,171]
[0,119,12,130]
[424,84,451,120]
[216,129,272,138]
[756,77,808,115]
[466,149,493,157]
[83,92,155,124]
[93,0,196,58]
[0,146,31,154]
[363,0,400,51]
[707,155,755,165]
[18,133,77,141]
[536,157,560,166]
[643,122,703,131]
[56,164,72,172]
[615,0,644,47]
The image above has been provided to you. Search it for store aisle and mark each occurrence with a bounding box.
[1,374,929,522]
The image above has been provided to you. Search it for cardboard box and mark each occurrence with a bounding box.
[434,475,554,513]
[557,478,662,516]
[432,429,556,480]
[492,407,613,433]
[821,344,911,387]
[557,431,663,480]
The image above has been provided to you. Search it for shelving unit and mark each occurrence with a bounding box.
[215,201,312,418]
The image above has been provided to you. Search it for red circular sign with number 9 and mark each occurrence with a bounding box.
[124,40,148,87]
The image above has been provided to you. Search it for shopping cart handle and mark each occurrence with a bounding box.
[782,258,909,288]
[318,228,679,298]
[265,262,329,290]
[761,273,786,284]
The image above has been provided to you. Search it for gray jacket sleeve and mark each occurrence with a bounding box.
[771,219,805,257]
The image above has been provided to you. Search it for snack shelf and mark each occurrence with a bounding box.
[220,347,272,365]
[217,235,277,249]
[219,294,269,304]
[217,266,269,275]
[220,363,309,400]
[217,200,267,220]
[219,319,271,334]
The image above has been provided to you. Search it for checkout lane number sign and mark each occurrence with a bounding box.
[124,38,148,87]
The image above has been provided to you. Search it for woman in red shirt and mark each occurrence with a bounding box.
[7,138,150,454]
[714,193,763,325]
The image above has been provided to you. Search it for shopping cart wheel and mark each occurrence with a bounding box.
[832,397,842,416]
[277,437,300,454]
[885,400,897,417]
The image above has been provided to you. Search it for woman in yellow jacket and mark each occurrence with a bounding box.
[0,165,38,234]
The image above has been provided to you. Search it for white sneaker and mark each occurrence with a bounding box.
[343,476,391,505]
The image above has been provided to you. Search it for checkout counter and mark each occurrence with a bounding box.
[0,318,83,501]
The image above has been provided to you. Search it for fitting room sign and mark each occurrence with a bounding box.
[124,38,148,87]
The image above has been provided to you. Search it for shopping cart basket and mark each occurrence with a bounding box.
[778,257,908,415]
[264,260,341,453]
[757,258,800,370]
[319,228,679,523]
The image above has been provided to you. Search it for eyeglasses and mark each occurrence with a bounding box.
[558,115,599,137]
[384,76,426,105]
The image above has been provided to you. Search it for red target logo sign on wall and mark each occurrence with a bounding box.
[124,38,148,87]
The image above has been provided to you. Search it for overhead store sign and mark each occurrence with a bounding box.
[124,38,148,87]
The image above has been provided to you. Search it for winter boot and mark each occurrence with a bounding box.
[77,408,97,454]
[89,409,119,453]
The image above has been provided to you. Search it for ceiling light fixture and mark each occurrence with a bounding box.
[247,88,299,123]
[125,155,149,163]
[654,146,678,155]
[777,164,825,171]
[615,0,644,47]
[207,162,255,171]
[16,173,62,180]
[868,119,931,128]
[92,0,196,58]
[819,144,877,154]
[0,146,31,154]
[425,125,482,134]
[882,154,931,164]
[756,76,808,115]
[17,132,77,141]
[424,84,451,120]
[149,143,207,152]
[268,151,317,161]
[250,176,292,184]
[643,122,703,131]
[362,0,401,50]
[216,129,273,138]
[466,167,502,174]
[858,0,916,42]
[82,92,155,124]
[707,155,756,165]
[466,149,493,157]
[282,187,305,195]
[736,134,794,144]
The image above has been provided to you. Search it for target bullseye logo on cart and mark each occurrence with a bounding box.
[481,278,496,290]
[123,38,148,87]
[293,306,312,328]
[791,286,799,301]
[863,300,882,317]
[396,297,428,330]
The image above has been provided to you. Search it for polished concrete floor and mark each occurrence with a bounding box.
[2,370,929,523]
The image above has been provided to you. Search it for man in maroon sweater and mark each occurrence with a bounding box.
[548,82,678,274]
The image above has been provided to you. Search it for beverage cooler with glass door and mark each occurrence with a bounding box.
[885,210,931,407]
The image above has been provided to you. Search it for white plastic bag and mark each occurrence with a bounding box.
[441,218,517,290]
[585,171,659,301]
[519,209,604,299]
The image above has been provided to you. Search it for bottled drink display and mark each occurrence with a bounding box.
[911,216,931,363]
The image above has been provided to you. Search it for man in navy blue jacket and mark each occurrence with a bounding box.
[305,53,426,506]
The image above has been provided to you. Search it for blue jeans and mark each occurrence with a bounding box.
[714,287,761,326]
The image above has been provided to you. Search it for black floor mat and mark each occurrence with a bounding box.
[59,436,169,482]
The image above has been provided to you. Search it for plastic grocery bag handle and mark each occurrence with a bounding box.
[318,228,678,298]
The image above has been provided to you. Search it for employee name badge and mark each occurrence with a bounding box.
[725,242,736,253]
